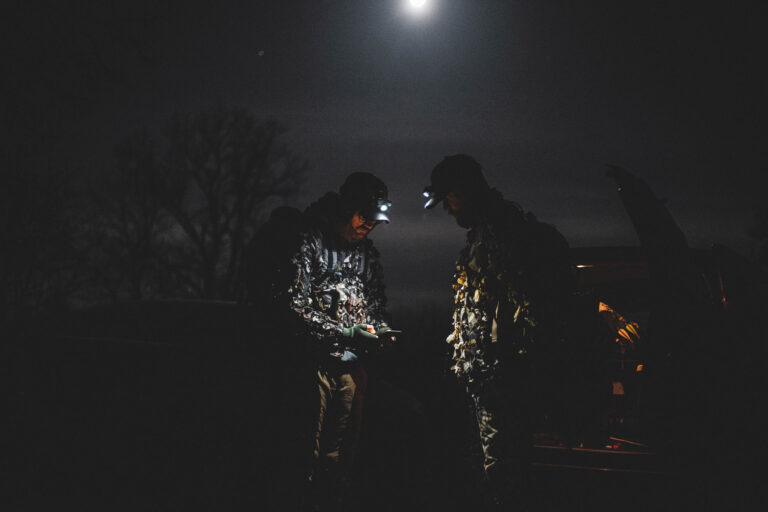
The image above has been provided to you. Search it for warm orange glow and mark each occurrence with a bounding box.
[598,301,640,346]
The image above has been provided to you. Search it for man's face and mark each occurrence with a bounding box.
[342,212,377,242]
[443,191,473,228]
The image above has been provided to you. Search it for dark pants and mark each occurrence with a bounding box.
[468,357,533,506]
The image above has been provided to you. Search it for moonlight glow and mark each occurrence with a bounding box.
[405,0,431,16]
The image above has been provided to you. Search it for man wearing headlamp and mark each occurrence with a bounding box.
[270,171,398,511]
[423,154,572,510]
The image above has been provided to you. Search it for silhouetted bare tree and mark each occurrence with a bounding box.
[0,146,90,327]
[1,3,170,324]
[158,107,307,299]
[86,130,173,301]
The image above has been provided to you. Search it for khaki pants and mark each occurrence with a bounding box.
[274,360,367,509]
[313,363,367,470]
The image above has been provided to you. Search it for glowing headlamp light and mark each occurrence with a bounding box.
[423,187,441,209]
[362,198,392,223]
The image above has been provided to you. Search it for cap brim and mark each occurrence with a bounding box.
[373,212,390,223]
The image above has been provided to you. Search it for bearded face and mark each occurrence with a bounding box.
[340,212,377,242]
[443,192,476,228]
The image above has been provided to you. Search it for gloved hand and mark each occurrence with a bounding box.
[341,324,378,341]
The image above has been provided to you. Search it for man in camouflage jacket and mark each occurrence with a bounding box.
[424,154,572,509]
[272,172,397,511]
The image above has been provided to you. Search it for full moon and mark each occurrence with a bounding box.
[405,0,431,16]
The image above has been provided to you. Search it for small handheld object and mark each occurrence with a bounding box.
[376,328,402,353]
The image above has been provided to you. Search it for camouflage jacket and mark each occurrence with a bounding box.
[448,193,571,382]
[282,193,390,359]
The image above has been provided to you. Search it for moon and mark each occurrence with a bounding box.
[405,0,430,16]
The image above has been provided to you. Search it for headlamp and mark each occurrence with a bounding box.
[423,187,443,209]
[360,197,392,223]
[375,198,392,223]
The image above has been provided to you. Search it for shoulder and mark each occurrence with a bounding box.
[523,212,569,250]
[298,226,325,251]
[483,200,526,241]
[486,203,569,260]
[492,200,566,247]
[366,239,380,259]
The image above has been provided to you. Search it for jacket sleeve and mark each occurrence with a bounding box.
[281,231,345,342]
[364,244,390,329]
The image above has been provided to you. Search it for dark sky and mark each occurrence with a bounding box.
[7,0,767,311]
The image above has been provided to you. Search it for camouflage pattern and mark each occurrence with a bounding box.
[267,191,391,509]
[447,195,570,384]
[283,194,390,358]
[445,192,571,503]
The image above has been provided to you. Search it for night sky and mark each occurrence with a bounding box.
[6,0,767,311]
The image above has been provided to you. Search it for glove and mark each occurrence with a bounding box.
[341,324,378,341]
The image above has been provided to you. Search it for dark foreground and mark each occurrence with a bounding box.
[7,352,746,512]
[6,299,761,511]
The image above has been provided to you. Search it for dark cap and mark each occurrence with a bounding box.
[423,154,488,209]
[340,172,392,223]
